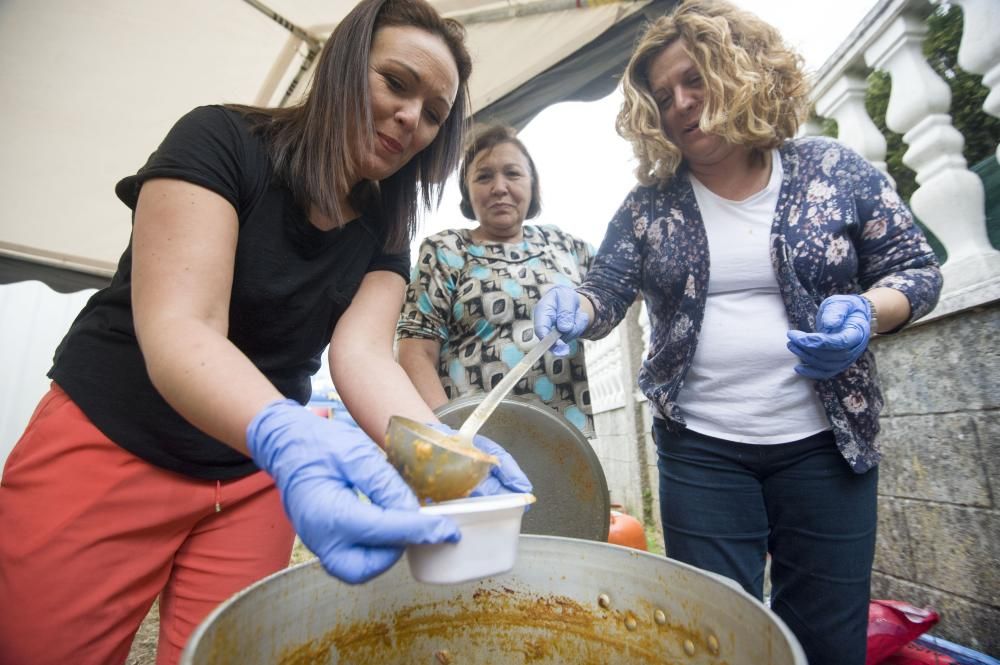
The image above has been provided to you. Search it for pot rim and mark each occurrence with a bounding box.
[180,534,808,665]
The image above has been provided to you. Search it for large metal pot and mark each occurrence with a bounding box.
[180,536,806,664]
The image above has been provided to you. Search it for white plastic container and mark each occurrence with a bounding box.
[406,493,536,584]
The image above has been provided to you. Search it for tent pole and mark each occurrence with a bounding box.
[447,0,639,26]
[239,0,322,50]
[240,0,322,106]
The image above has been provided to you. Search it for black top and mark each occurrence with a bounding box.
[49,106,410,479]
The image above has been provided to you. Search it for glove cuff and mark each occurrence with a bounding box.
[246,398,302,463]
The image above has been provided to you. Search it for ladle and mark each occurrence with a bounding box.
[456,328,561,441]
[385,328,562,502]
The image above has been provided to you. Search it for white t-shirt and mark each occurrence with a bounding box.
[676,150,830,444]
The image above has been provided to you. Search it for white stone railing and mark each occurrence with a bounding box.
[584,300,649,415]
[584,330,628,414]
[807,0,1000,318]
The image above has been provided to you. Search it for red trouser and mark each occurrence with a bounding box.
[0,384,296,665]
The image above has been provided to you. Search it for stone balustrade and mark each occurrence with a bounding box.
[809,0,1000,314]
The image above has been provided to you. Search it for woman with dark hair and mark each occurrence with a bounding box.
[532,1,941,663]
[0,1,529,663]
[398,124,595,436]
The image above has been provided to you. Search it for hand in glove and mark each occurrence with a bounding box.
[532,285,589,356]
[427,423,533,497]
[786,294,873,380]
[247,399,460,584]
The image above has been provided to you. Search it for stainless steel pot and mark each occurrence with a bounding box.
[180,536,806,665]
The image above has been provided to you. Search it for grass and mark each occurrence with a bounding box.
[645,527,665,555]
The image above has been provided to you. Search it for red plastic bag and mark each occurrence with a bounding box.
[866,600,940,665]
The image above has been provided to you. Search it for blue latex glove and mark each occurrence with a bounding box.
[427,423,533,497]
[246,399,460,584]
[533,285,590,357]
[786,294,873,380]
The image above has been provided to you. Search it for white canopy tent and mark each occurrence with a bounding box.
[0,0,674,291]
[0,0,674,463]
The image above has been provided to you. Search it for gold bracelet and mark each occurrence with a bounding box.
[861,294,879,335]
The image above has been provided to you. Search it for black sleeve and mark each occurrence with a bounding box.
[114,105,258,213]
[368,245,411,283]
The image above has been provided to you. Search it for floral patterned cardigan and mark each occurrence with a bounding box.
[578,137,942,473]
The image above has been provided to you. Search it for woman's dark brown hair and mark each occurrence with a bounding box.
[458,124,541,221]
[233,0,472,251]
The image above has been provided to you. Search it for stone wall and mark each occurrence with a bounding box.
[870,301,1000,655]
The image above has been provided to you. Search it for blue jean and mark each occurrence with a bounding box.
[653,420,878,665]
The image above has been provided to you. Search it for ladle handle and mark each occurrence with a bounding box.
[458,328,562,440]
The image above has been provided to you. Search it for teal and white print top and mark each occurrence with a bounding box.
[398,224,596,437]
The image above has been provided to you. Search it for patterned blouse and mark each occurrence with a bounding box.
[398,224,596,436]
[578,137,942,472]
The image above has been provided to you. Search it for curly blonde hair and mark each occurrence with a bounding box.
[617,0,810,187]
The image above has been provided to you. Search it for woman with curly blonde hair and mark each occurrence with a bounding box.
[532,1,942,663]
[617,0,810,186]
